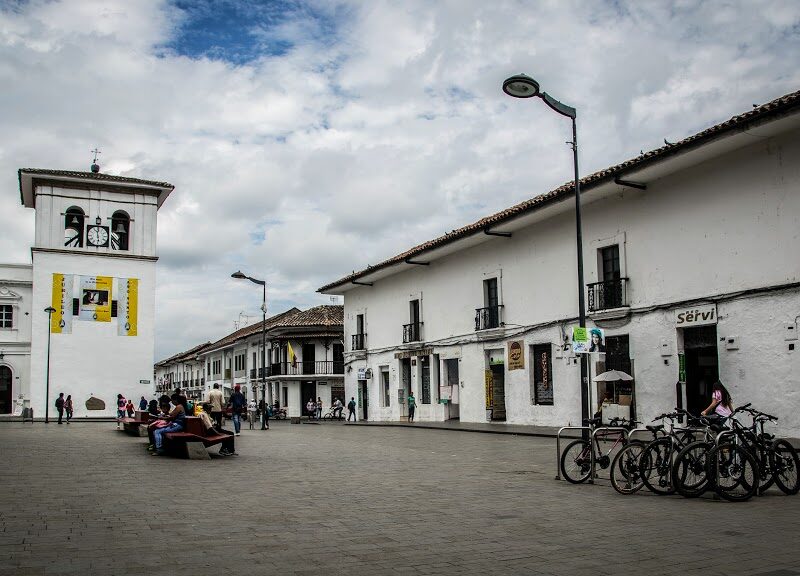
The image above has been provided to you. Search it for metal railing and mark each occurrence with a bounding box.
[402,322,422,343]
[269,361,344,376]
[352,333,366,350]
[587,278,628,312]
[475,305,503,330]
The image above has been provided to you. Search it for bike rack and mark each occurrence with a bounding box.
[589,426,630,485]
[627,427,651,443]
[555,426,590,481]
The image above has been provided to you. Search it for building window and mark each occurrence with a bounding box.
[64,206,85,247]
[476,277,502,330]
[531,344,554,405]
[111,210,130,251]
[403,300,421,342]
[0,305,12,328]
[381,367,390,407]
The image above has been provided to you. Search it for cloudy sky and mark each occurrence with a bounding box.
[1,0,798,360]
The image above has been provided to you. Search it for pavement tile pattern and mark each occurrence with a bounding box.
[0,422,798,576]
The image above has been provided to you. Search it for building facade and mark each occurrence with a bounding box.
[16,168,173,418]
[0,264,33,415]
[319,90,800,437]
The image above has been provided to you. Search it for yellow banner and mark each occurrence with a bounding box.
[50,273,73,334]
[51,273,63,333]
[485,370,493,409]
[95,276,113,322]
[125,278,138,336]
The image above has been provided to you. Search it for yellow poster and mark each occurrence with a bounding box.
[118,278,138,336]
[484,370,493,409]
[50,273,73,334]
[78,275,112,322]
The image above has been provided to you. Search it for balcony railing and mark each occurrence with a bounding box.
[587,278,629,312]
[402,322,422,343]
[352,333,366,351]
[269,361,344,376]
[475,305,503,331]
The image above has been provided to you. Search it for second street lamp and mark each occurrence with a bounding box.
[44,306,56,424]
[502,73,589,429]
[231,271,268,430]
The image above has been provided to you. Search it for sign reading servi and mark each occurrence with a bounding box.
[675,304,717,327]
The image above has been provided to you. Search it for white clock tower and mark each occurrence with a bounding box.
[19,167,173,418]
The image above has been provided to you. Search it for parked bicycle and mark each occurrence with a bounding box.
[560,417,638,484]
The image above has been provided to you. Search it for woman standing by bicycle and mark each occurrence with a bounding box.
[701,381,733,421]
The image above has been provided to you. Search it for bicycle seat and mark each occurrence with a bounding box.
[646,424,664,433]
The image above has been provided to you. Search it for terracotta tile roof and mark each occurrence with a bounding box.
[272,332,343,340]
[18,168,174,190]
[270,305,343,328]
[155,341,211,366]
[318,88,800,292]
[203,307,302,352]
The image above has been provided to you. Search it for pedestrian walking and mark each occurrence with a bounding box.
[247,399,257,430]
[64,394,73,423]
[125,399,135,417]
[228,385,246,436]
[207,384,224,429]
[138,396,148,411]
[347,397,357,422]
[116,394,126,428]
[306,398,316,420]
[55,393,65,424]
[316,397,323,420]
[407,390,416,422]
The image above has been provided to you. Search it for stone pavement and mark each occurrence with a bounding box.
[0,421,798,576]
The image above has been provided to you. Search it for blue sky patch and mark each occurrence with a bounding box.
[166,0,345,64]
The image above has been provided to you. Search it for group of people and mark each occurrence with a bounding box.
[305,396,357,421]
[53,393,73,424]
[145,387,236,457]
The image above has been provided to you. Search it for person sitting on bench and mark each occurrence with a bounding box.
[151,394,187,456]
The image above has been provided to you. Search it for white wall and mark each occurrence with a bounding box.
[29,251,156,418]
[0,264,33,412]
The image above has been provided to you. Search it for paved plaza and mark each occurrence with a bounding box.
[0,422,799,576]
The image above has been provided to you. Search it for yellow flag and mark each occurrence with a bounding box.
[288,342,296,367]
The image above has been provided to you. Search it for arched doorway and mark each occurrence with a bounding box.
[0,366,12,414]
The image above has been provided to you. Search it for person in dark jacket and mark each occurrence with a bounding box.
[228,385,246,436]
[139,396,148,411]
[55,393,65,424]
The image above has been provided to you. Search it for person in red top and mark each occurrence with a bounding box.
[125,399,135,417]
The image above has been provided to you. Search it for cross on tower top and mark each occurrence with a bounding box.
[90,148,101,173]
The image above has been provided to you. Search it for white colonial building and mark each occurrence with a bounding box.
[319,89,800,437]
[0,264,33,415]
[155,305,344,420]
[0,167,174,418]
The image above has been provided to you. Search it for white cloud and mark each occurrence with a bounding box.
[0,0,798,359]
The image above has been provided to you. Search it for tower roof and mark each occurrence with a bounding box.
[18,168,174,209]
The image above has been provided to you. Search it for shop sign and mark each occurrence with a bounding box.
[484,370,493,409]
[357,368,366,380]
[394,348,433,359]
[508,340,525,370]
[675,304,717,327]
[139,379,150,384]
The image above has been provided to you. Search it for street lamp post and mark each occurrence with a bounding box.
[231,271,268,430]
[44,306,56,423]
[502,73,589,428]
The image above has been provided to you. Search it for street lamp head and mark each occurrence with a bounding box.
[44,306,56,314]
[231,271,247,280]
[503,74,540,99]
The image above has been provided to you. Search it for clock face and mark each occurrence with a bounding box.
[86,225,109,247]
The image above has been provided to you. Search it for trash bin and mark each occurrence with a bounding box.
[22,407,34,422]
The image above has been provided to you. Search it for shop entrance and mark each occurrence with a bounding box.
[358,379,368,420]
[490,364,506,421]
[301,381,316,417]
[683,326,719,416]
[0,366,11,414]
[400,359,411,420]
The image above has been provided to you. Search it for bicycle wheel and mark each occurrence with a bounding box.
[560,439,592,484]
[771,439,800,495]
[610,442,646,495]
[753,444,775,494]
[672,441,713,498]
[640,438,676,495]
[708,443,759,502]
